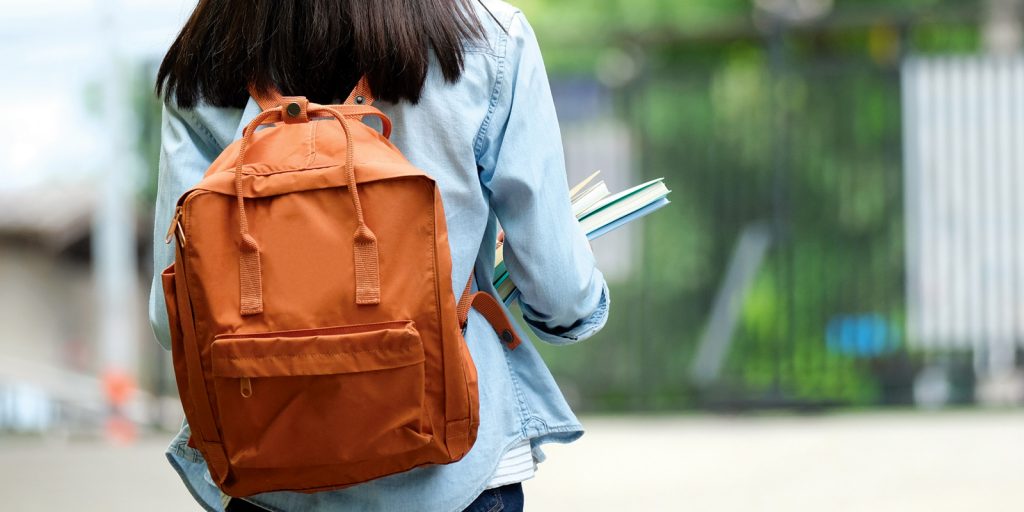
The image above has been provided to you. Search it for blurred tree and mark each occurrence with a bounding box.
[518,0,970,71]
[525,0,982,411]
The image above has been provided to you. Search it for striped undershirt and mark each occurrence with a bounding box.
[484,439,537,489]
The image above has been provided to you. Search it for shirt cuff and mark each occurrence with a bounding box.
[519,280,610,345]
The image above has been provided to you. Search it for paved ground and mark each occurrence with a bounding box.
[523,412,1024,512]
[2,411,1021,511]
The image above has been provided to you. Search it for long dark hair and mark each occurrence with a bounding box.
[156,0,485,109]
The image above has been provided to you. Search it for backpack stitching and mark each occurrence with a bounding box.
[304,119,319,168]
[217,345,419,361]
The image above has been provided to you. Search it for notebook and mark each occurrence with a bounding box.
[493,171,671,305]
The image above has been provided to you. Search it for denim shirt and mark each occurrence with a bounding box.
[148,2,610,510]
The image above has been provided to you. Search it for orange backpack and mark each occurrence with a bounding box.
[160,81,521,497]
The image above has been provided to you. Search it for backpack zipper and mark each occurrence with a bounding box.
[168,191,252,399]
[164,205,186,247]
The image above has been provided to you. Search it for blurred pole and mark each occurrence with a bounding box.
[982,1,1021,382]
[984,0,1023,55]
[690,224,773,387]
[767,22,794,400]
[94,0,141,442]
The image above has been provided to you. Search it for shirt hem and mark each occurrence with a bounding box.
[166,420,583,512]
[166,445,223,512]
[449,421,583,512]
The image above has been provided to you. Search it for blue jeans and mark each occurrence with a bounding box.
[461,484,524,512]
[225,483,525,512]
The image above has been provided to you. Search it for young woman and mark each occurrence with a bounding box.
[150,1,610,510]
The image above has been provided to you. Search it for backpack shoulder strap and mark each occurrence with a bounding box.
[249,77,375,112]
[457,273,522,350]
[344,77,374,107]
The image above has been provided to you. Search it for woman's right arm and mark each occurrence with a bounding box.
[476,12,610,346]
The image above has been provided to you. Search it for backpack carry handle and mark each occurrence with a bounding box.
[325,105,392,139]
[232,101,383,315]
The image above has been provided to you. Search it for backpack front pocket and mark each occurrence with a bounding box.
[210,320,432,469]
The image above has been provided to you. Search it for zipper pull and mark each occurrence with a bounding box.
[240,377,252,398]
[164,206,186,246]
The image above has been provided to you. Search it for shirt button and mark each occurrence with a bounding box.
[286,102,301,117]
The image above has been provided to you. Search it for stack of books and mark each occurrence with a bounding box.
[493,171,672,305]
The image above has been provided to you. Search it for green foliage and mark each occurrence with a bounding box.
[528,1,978,411]
[518,0,975,72]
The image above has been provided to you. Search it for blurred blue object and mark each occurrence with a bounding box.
[0,383,54,432]
[826,314,900,357]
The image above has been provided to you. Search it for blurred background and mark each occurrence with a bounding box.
[1,0,1022,510]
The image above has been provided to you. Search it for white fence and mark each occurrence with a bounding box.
[903,55,1024,371]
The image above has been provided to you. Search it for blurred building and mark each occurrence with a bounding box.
[0,1,186,433]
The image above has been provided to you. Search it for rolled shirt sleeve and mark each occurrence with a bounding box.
[519,280,610,345]
[476,13,610,345]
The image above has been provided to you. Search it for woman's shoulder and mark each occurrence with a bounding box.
[473,0,520,35]
[469,1,534,56]
[161,93,251,154]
